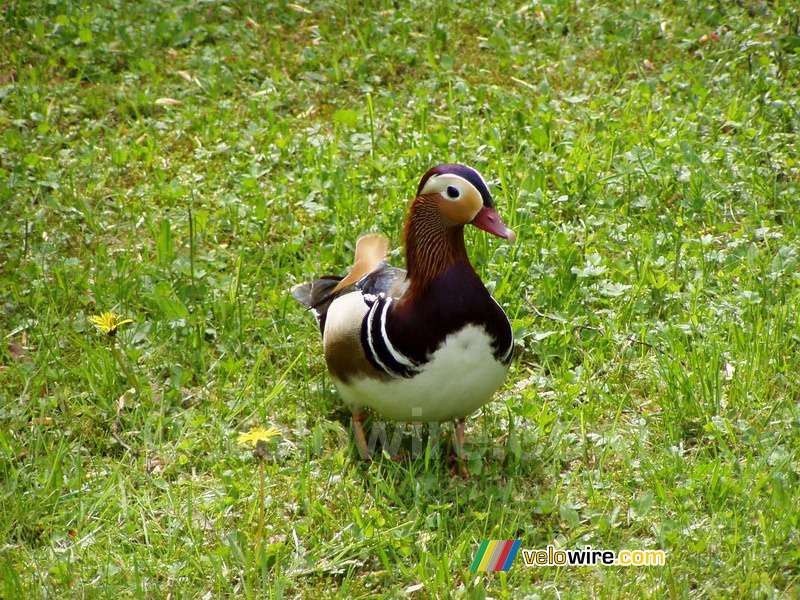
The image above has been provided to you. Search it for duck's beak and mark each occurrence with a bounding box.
[471,207,517,243]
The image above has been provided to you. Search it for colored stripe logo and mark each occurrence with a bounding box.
[469,540,521,571]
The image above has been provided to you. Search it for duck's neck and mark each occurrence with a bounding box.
[404,196,472,299]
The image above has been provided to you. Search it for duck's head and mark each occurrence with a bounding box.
[415,164,516,243]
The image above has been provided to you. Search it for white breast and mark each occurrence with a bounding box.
[332,324,509,423]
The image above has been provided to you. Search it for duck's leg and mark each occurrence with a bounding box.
[352,412,371,459]
[453,418,469,478]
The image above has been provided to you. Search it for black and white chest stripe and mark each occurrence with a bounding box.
[359,294,514,378]
[360,294,421,378]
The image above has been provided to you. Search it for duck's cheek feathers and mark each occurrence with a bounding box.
[439,198,481,225]
[436,192,483,225]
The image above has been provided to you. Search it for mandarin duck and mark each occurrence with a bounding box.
[292,164,516,468]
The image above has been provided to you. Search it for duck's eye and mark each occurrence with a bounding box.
[446,185,460,199]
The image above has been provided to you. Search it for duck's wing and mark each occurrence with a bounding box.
[355,261,408,299]
[291,234,404,334]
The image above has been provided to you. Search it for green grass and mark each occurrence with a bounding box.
[2,0,800,597]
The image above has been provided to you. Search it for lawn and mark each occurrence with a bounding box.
[2,0,799,597]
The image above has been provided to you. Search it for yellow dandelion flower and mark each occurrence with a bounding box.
[89,312,133,336]
[237,426,280,447]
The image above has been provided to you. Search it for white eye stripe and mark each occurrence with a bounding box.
[420,174,479,198]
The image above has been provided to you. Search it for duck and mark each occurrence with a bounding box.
[292,163,516,469]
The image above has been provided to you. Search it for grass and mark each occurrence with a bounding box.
[1,0,799,597]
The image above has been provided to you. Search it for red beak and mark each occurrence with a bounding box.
[471,207,517,243]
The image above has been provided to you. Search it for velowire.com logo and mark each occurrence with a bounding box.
[470,541,666,571]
